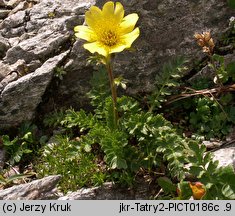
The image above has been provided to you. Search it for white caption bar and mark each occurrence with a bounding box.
[0,200,234,216]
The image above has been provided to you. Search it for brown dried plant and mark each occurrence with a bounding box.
[194,31,215,56]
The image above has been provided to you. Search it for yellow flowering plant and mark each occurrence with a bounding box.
[74,1,140,127]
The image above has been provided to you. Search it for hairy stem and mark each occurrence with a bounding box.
[106,56,118,127]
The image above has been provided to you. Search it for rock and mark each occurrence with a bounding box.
[0,0,90,128]
[0,51,69,128]
[0,0,6,7]
[0,61,11,81]
[5,0,22,8]
[8,1,30,16]
[59,181,152,200]
[0,175,61,200]
[0,71,18,92]
[203,140,222,150]
[0,10,25,30]
[0,9,11,19]
[0,59,28,92]
[5,30,70,64]
[213,147,235,170]
[0,35,9,58]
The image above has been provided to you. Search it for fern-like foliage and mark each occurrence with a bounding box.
[123,111,188,178]
[187,141,235,199]
[61,109,96,131]
[43,109,66,128]
[148,56,187,111]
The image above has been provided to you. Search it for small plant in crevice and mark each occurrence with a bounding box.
[148,56,188,112]
[0,123,40,188]
[2,122,40,166]
[189,96,233,139]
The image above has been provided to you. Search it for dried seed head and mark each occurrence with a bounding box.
[194,31,214,55]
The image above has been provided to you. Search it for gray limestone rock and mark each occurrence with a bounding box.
[0,35,9,58]
[59,181,151,200]
[5,30,70,64]
[0,61,11,81]
[0,9,11,19]
[0,51,69,128]
[0,0,6,7]
[0,10,25,30]
[5,0,22,8]
[213,147,235,169]
[0,175,61,200]
[0,0,92,128]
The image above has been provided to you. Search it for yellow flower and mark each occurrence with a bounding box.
[74,1,140,58]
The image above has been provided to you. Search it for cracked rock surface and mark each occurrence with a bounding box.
[0,175,61,200]
[0,0,94,128]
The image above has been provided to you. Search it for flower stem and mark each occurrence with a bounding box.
[106,56,118,127]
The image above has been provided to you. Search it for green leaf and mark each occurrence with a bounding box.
[206,160,219,173]
[23,149,32,154]
[148,56,187,111]
[222,184,235,199]
[189,166,205,178]
[228,0,235,8]
[216,165,235,185]
[212,54,224,64]
[0,175,7,184]
[177,181,192,200]
[39,135,48,145]
[203,152,213,165]
[22,132,33,142]
[13,153,22,163]
[110,156,127,169]
[157,177,177,193]
[226,62,235,79]
[2,135,13,146]
[116,158,128,169]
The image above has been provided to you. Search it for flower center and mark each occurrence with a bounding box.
[100,30,118,47]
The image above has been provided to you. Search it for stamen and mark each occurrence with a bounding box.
[100,30,118,47]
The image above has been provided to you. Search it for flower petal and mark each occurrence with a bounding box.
[74,25,97,42]
[120,13,139,34]
[121,27,140,48]
[109,44,126,54]
[85,6,102,29]
[102,1,114,16]
[101,1,122,27]
[84,41,108,57]
[114,2,124,22]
